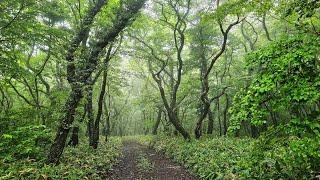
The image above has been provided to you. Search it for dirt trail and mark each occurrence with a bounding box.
[103,140,198,180]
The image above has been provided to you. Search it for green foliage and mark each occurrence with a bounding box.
[142,135,319,179]
[0,137,122,179]
[283,0,320,33]
[237,126,320,179]
[203,0,261,24]
[0,125,52,162]
[227,32,320,179]
[229,33,320,133]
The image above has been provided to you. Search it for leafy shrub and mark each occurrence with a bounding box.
[226,33,320,179]
[229,34,320,133]
[0,125,52,162]
[0,108,44,134]
[237,125,320,179]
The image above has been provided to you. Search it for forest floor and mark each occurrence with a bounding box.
[102,140,198,180]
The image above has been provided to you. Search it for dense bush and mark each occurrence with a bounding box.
[229,34,320,133]
[0,125,52,162]
[144,135,319,179]
[238,126,320,179]
[226,32,320,179]
[0,132,122,179]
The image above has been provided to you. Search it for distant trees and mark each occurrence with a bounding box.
[121,0,319,141]
[128,0,192,140]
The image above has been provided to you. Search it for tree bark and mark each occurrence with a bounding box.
[103,90,111,142]
[195,76,210,139]
[223,93,229,135]
[156,78,190,140]
[86,83,95,147]
[47,0,108,164]
[217,98,222,136]
[88,45,112,148]
[207,107,214,134]
[92,69,108,148]
[195,38,210,138]
[68,126,79,147]
[46,88,82,164]
[261,12,272,41]
[251,125,259,138]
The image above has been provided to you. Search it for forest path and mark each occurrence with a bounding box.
[103,140,198,180]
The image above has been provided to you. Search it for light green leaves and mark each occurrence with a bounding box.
[229,33,320,134]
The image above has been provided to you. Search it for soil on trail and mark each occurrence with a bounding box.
[103,140,199,180]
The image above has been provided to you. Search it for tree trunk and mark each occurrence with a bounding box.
[103,95,110,142]
[207,107,214,134]
[262,12,272,41]
[68,126,79,147]
[46,88,82,164]
[46,0,109,164]
[194,19,239,139]
[152,107,162,135]
[104,116,110,142]
[162,110,170,134]
[167,109,189,139]
[251,125,259,138]
[86,83,95,147]
[93,68,108,148]
[223,93,229,135]
[195,76,210,139]
[148,69,190,140]
[159,84,190,140]
[217,98,222,136]
[92,121,99,149]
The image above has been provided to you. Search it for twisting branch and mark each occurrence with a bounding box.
[92,34,123,83]
[210,86,229,103]
[257,12,272,41]
[0,2,25,31]
[166,0,191,106]
[8,79,41,107]
[128,34,168,76]
[241,19,258,50]
[205,15,242,80]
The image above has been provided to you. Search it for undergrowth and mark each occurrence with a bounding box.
[0,125,122,179]
[136,153,154,172]
[141,134,319,179]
